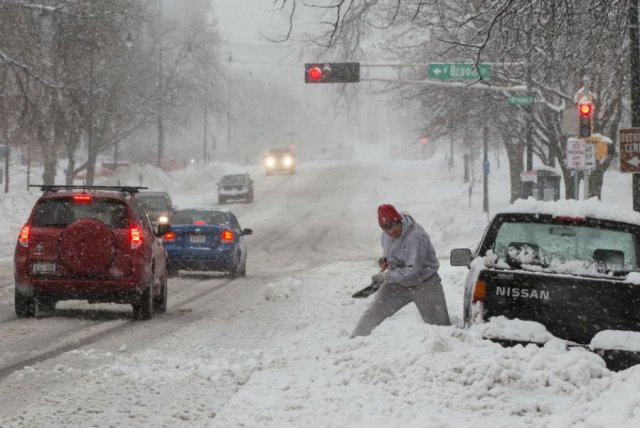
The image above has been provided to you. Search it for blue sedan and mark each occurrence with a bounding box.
[163,208,253,277]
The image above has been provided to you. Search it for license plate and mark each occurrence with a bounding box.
[190,235,206,243]
[32,262,56,274]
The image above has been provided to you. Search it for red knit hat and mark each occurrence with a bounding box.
[378,204,402,226]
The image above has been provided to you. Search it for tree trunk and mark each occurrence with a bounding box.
[587,157,612,199]
[503,134,525,202]
[39,122,57,186]
[65,155,76,185]
[562,169,579,200]
[86,151,97,186]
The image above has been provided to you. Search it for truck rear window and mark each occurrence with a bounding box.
[493,221,640,274]
[32,199,128,228]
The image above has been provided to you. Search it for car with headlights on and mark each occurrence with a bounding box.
[217,173,254,204]
[14,185,170,320]
[450,199,640,371]
[163,208,252,277]
[138,191,174,226]
[264,148,296,175]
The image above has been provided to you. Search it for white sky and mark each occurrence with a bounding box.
[213,0,306,44]
[1,144,640,427]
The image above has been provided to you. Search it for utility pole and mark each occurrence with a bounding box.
[203,66,208,164]
[483,124,489,218]
[630,0,640,211]
[448,112,454,170]
[87,53,95,185]
[227,82,232,163]
[3,148,9,194]
[523,19,534,199]
[155,0,165,168]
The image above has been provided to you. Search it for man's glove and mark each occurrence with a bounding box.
[351,272,386,299]
[378,257,388,270]
[371,273,386,286]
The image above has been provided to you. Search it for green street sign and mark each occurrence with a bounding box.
[508,95,534,105]
[427,63,491,80]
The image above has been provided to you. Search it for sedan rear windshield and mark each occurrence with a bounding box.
[220,175,249,185]
[173,210,229,226]
[32,199,128,228]
[492,221,640,275]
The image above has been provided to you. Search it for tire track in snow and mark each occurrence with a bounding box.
[0,276,239,381]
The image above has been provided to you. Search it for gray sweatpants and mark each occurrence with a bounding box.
[351,273,451,337]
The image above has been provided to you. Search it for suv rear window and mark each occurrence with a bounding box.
[32,199,128,228]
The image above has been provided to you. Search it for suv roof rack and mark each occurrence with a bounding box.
[30,185,148,195]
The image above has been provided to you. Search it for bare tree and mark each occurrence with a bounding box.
[0,0,229,186]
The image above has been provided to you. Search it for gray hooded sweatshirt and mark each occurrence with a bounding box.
[381,213,439,286]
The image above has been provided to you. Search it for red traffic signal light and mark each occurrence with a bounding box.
[578,102,593,117]
[304,63,360,84]
[307,66,323,82]
[577,100,594,137]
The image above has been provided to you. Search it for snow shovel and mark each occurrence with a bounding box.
[351,282,380,299]
[352,257,388,299]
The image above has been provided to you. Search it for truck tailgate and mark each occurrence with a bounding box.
[481,269,640,344]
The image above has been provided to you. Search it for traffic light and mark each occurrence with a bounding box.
[578,99,594,137]
[304,63,360,83]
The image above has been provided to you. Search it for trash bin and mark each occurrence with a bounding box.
[531,170,561,201]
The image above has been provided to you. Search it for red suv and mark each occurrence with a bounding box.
[14,185,170,320]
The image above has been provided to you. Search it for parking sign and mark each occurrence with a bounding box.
[566,138,586,169]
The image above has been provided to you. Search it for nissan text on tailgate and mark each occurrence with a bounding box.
[450,199,640,371]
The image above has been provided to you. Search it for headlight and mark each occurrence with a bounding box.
[157,215,169,225]
[265,157,276,167]
[283,156,293,167]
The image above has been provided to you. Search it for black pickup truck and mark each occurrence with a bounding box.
[450,200,640,371]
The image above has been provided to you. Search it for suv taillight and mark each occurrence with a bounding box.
[18,224,30,247]
[129,226,143,249]
[221,229,234,243]
[73,194,92,203]
[163,231,175,243]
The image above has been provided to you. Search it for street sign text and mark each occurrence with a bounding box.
[566,138,586,170]
[508,95,534,105]
[428,63,490,80]
[620,128,640,173]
